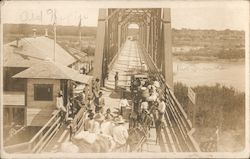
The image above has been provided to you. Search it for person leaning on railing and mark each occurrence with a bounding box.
[56,91,67,123]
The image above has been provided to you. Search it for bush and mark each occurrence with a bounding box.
[174,83,245,130]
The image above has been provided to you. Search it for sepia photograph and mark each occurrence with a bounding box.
[0,0,249,158]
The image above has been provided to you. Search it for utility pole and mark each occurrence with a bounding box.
[53,9,57,62]
[79,15,82,52]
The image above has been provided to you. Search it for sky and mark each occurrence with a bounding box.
[2,1,249,31]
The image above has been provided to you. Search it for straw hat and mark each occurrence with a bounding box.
[114,115,125,124]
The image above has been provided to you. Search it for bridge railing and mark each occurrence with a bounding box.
[28,110,61,153]
[4,99,90,154]
[4,110,61,153]
[71,107,87,135]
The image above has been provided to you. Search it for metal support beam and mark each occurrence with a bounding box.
[162,8,173,90]
[93,9,107,84]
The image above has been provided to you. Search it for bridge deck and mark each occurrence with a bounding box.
[105,40,143,89]
[105,39,162,152]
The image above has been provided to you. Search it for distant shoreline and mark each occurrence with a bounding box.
[173,56,245,63]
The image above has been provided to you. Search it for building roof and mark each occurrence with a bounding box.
[13,60,93,84]
[64,47,88,62]
[3,36,76,67]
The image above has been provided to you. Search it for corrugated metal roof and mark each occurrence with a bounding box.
[13,60,93,84]
[3,36,76,67]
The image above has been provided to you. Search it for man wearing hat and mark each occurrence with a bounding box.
[141,61,148,72]
[94,91,105,113]
[112,116,128,150]
[93,78,100,98]
[119,96,130,116]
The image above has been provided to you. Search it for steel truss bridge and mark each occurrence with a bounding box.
[93,8,200,152]
[5,8,200,153]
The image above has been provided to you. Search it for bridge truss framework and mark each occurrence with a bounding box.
[93,8,173,89]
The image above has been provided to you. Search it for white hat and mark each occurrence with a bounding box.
[114,115,125,124]
[153,81,160,88]
[59,90,63,95]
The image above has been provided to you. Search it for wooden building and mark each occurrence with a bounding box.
[13,60,93,126]
[3,36,80,127]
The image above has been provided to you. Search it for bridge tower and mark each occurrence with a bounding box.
[93,8,173,90]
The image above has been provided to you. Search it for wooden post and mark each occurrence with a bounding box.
[150,20,153,59]
[117,16,122,53]
[162,8,173,90]
[53,9,57,62]
[93,9,107,83]
[146,19,150,53]
[24,79,27,126]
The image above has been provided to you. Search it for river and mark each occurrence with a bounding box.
[173,59,245,92]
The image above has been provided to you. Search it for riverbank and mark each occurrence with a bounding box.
[173,56,245,63]
[174,82,245,152]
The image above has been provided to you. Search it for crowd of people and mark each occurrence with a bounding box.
[56,89,89,124]
[57,74,168,152]
[59,77,130,152]
[130,75,167,142]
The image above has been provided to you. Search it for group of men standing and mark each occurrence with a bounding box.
[130,76,167,140]
[72,77,129,152]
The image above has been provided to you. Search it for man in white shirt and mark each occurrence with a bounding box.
[147,92,158,102]
[141,61,148,72]
[119,97,130,115]
[100,119,114,136]
[141,101,149,111]
[56,91,66,112]
[157,97,166,121]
